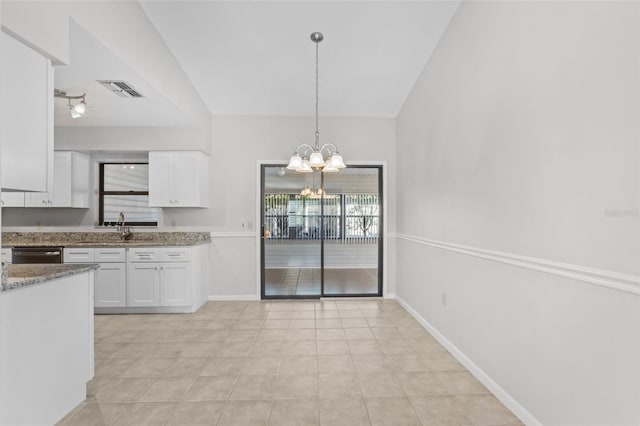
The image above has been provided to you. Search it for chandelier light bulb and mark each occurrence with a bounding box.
[329,153,346,169]
[287,153,302,170]
[296,159,313,173]
[309,151,325,168]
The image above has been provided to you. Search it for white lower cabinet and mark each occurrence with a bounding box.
[160,262,190,306]
[63,245,208,313]
[127,247,192,307]
[65,247,127,308]
[95,263,127,308]
[127,263,161,306]
[1,248,11,263]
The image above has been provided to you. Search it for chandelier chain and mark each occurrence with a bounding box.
[315,37,319,149]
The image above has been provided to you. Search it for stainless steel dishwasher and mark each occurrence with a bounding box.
[12,247,63,264]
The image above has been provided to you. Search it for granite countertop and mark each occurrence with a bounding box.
[1,231,211,248]
[2,263,99,292]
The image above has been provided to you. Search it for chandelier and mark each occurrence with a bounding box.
[300,186,324,198]
[287,32,346,173]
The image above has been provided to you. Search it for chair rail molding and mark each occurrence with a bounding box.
[210,231,255,238]
[391,233,640,296]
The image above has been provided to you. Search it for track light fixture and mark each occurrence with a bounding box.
[54,89,87,119]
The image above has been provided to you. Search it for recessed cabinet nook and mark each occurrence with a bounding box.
[24,151,90,208]
[2,151,90,208]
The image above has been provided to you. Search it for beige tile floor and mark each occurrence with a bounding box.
[58,300,522,426]
[265,268,379,296]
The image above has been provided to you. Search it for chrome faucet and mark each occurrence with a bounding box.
[117,212,131,240]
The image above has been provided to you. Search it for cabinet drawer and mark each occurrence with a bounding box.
[161,247,191,262]
[127,248,160,262]
[95,248,126,263]
[64,248,95,263]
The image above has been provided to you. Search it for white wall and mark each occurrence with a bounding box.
[395,1,639,425]
[55,127,210,154]
[195,116,395,298]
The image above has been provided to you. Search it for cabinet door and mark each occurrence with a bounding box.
[50,153,72,207]
[1,249,11,264]
[24,192,50,207]
[148,152,174,207]
[1,192,25,207]
[95,263,127,307]
[172,152,199,206]
[95,248,126,263]
[0,33,52,192]
[160,263,191,306]
[63,248,95,263]
[127,263,160,306]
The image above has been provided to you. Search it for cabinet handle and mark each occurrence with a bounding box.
[42,200,46,204]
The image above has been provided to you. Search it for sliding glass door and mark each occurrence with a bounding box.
[261,165,382,298]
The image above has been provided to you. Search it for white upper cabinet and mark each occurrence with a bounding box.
[149,151,209,208]
[0,32,54,193]
[24,151,90,208]
[1,192,25,208]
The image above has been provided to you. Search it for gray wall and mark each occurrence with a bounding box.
[394,1,639,424]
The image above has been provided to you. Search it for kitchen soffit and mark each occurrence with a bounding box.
[54,20,192,127]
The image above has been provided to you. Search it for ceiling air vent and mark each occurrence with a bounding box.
[97,80,144,98]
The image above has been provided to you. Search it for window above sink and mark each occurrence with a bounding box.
[99,163,158,226]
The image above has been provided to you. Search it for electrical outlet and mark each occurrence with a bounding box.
[441,293,447,306]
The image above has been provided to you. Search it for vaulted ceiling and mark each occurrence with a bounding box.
[140,1,460,118]
[53,1,460,126]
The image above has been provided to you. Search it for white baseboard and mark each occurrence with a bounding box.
[383,292,396,299]
[395,295,542,426]
[207,295,260,301]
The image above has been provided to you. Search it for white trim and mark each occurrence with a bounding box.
[392,233,640,296]
[395,295,542,426]
[208,295,260,301]
[383,292,395,299]
[210,231,255,238]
